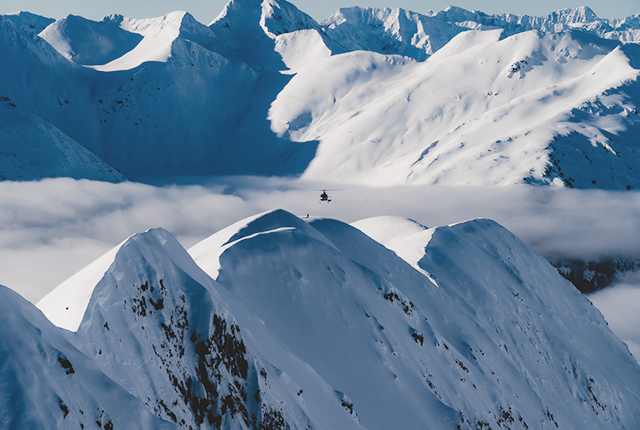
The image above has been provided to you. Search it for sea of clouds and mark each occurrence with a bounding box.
[2,177,640,304]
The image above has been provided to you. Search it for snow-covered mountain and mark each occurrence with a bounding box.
[0,6,315,182]
[431,6,640,43]
[1,0,640,186]
[0,284,174,429]
[278,30,640,187]
[322,7,466,61]
[0,97,125,181]
[29,209,640,429]
[39,14,144,67]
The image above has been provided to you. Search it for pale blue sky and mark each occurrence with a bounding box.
[1,0,637,24]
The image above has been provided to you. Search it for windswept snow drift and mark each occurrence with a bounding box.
[31,209,640,429]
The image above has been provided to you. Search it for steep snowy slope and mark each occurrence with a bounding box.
[310,216,640,429]
[270,28,640,186]
[0,14,93,122]
[0,99,126,181]
[0,13,126,179]
[87,37,262,179]
[0,13,125,182]
[38,238,125,331]
[0,285,175,429]
[188,209,640,429]
[353,214,640,428]
[38,227,364,429]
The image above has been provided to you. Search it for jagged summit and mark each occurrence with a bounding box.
[550,5,598,24]
[212,0,318,35]
[434,5,487,22]
[90,11,216,71]
[208,0,321,69]
[38,10,221,71]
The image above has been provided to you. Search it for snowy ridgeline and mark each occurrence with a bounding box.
[1,0,640,187]
[2,209,639,429]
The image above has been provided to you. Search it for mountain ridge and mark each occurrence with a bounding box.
[26,209,640,428]
[1,1,640,186]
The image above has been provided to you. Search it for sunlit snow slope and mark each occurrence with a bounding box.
[32,209,640,428]
[37,227,363,430]
[271,29,640,186]
[1,0,640,186]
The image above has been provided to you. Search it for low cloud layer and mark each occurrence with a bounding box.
[589,273,640,362]
[2,177,640,303]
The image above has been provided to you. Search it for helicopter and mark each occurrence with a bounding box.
[320,190,331,203]
[318,189,341,203]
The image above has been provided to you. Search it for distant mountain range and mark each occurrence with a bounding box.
[0,209,633,428]
[1,0,639,187]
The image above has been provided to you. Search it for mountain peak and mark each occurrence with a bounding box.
[37,227,204,332]
[549,5,599,24]
[71,219,355,430]
[212,0,317,36]
[39,14,144,66]
[189,209,337,280]
[2,11,54,34]
[78,10,216,71]
[436,5,482,21]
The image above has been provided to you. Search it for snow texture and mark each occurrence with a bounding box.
[27,210,640,428]
[1,1,640,187]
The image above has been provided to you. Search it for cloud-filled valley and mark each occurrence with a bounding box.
[3,178,640,303]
